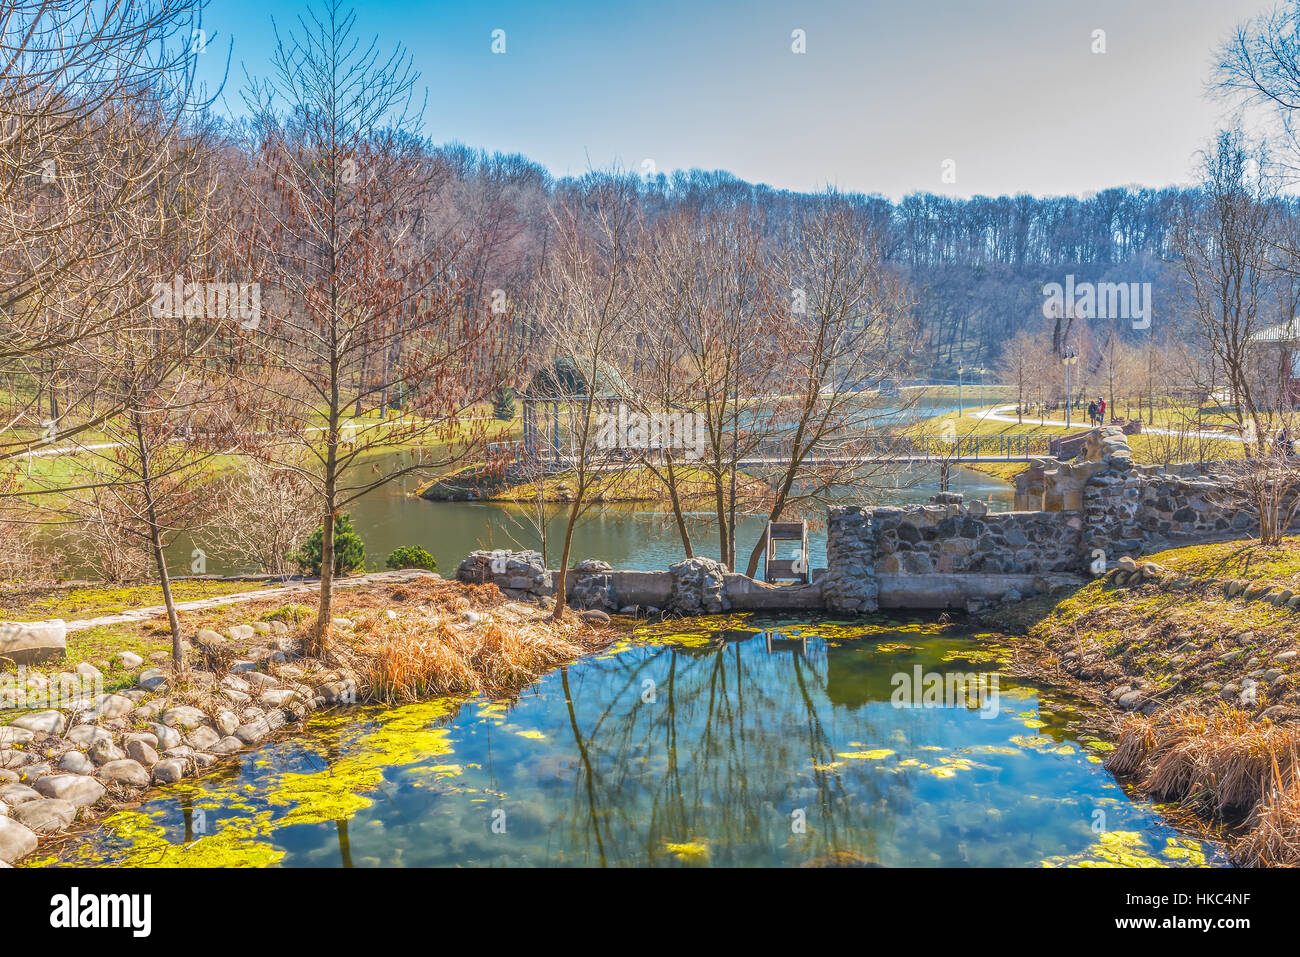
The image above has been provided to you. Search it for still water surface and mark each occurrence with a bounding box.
[174,463,1014,576]
[42,617,1219,868]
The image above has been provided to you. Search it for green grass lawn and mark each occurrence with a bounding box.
[0,579,278,622]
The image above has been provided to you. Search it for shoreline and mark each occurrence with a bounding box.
[981,540,1300,867]
[1,575,624,866]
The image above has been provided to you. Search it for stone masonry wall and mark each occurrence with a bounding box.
[821,506,878,613]
[870,500,1084,575]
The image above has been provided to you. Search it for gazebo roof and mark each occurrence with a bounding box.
[522,356,625,400]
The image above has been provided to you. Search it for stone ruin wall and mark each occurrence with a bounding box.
[457,427,1294,615]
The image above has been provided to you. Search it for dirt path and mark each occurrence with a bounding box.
[62,570,439,632]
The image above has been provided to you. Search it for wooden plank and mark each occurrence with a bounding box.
[768,522,805,538]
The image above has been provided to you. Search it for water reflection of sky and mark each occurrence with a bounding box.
[49,619,1222,869]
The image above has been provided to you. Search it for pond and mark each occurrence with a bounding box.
[37,616,1222,868]
[170,463,1015,577]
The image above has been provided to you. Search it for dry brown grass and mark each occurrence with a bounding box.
[338,584,610,703]
[1110,706,1300,864]
[1238,773,1300,867]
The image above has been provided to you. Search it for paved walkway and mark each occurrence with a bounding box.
[973,405,1247,443]
[62,570,439,632]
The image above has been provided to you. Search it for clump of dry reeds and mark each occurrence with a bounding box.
[1109,705,1300,864]
[1237,768,1300,867]
[342,605,587,703]
[1107,713,1159,776]
[1111,706,1300,816]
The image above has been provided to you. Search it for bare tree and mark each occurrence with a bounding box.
[204,462,318,576]
[0,0,224,463]
[1174,130,1277,457]
[995,330,1037,423]
[634,202,774,567]
[241,0,504,651]
[737,195,913,578]
[532,172,640,619]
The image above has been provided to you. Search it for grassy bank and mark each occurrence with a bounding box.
[8,403,522,493]
[908,404,1247,485]
[992,537,1300,865]
[420,461,762,505]
[0,579,276,623]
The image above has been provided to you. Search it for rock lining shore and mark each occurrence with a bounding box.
[0,617,361,866]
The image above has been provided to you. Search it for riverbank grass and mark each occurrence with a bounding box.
[1017,536,1300,865]
[341,588,598,702]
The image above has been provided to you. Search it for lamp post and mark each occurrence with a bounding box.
[1062,349,1078,428]
[957,365,964,417]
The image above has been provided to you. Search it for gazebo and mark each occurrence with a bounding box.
[1248,319,1300,407]
[518,356,627,464]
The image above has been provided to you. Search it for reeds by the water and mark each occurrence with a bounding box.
[340,596,590,703]
[1110,706,1300,865]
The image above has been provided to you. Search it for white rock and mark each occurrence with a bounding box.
[259,689,298,708]
[12,798,76,834]
[11,710,66,735]
[33,774,105,807]
[151,758,189,784]
[97,759,150,788]
[185,727,220,751]
[234,718,271,745]
[74,663,102,683]
[215,711,239,737]
[86,694,135,720]
[124,739,160,768]
[160,706,207,730]
[150,724,183,750]
[121,731,159,749]
[117,651,145,670]
[227,624,256,641]
[0,816,38,863]
[56,751,94,775]
[0,727,34,747]
[87,739,124,766]
[18,762,50,783]
[137,668,168,691]
[0,784,41,806]
[0,619,66,668]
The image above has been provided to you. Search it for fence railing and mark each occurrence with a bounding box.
[487,433,1057,466]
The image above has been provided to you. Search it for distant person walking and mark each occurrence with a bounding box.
[1097,397,1106,425]
[1087,400,1099,427]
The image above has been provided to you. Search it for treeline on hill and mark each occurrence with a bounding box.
[327,154,1294,379]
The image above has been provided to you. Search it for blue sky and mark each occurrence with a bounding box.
[197,0,1278,198]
